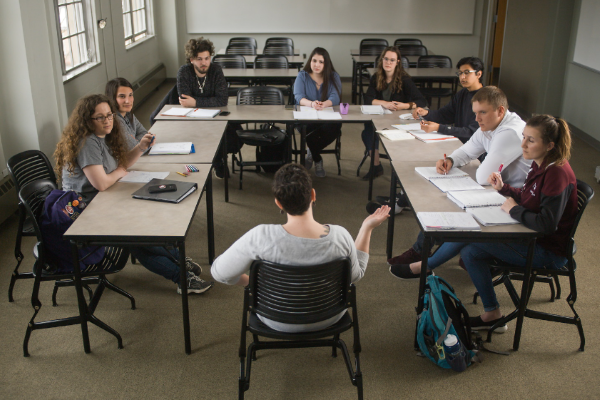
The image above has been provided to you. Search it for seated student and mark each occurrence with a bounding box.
[177,37,242,178]
[461,115,577,331]
[211,163,389,333]
[55,94,213,294]
[387,86,532,271]
[361,46,427,180]
[105,77,148,150]
[414,56,484,143]
[294,48,342,178]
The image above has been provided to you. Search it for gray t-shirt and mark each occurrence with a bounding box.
[116,112,147,150]
[61,134,118,202]
[211,224,369,333]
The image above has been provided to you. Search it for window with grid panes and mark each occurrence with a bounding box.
[55,0,96,74]
[123,0,149,47]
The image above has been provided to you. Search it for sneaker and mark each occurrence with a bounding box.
[387,247,422,266]
[305,149,314,170]
[177,272,214,294]
[366,201,401,215]
[375,193,412,211]
[469,315,508,333]
[315,160,326,177]
[361,164,384,181]
[389,264,434,280]
[185,257,202,276]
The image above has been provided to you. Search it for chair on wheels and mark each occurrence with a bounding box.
[238,258,363,399]
[19,179,135,356]
[234,87,289,189]
[476,180,594,350]
[213,54,248,97]
[417,55,453,109]
[394,38,422,47]
[7,150,57,302]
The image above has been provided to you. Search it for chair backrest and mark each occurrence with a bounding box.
[569,180,595,243]
[18,179,57,245]
[254,55,288,69]
[226,44,257,55]
[398,45,428,56]
[7,150,57,192]
[150,84,178,126]
[360,38,389,48]
[247,258,352,325]
[417,55,452,68]
[213,54,247,69]
[360,44,387,56]
[265,37,294,48]
[229,37,257,48]
[401,56,410,69]
[264,45,294,56]
[394,38,422,47]
[236,86,284,106]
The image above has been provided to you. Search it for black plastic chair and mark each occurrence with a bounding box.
[229,37,257,49]
[360,38,388,48]
[476,180,594,350]
[417,55,453,109]
[357,44,388,101]
[394,38,422,47]
[7,150,57,302]
[213,54,248,97]
[265,37,294,48]
[254,55,288,69]
[264,44,294,56]
[226,44,257,56]
[234,87,289,189]
[150,84,179,126]
[398,45,428,56]
[239,258,363,399]
[19,179,135,356]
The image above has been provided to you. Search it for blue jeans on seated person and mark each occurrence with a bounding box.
[130,246,181,284]
[426,242,468,269]
[361,123,379,152]
[413,231,445,255]
[460,243,567,313]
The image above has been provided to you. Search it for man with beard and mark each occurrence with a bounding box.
[177,37,241,178]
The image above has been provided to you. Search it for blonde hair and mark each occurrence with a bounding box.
[375,46,408,93]
[526,114,571,166]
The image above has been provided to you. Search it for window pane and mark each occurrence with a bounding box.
[59,6,69,38]
[67,4,78,36]
[134,33,146,42]
[63,38,73,70]
[75,2,85,34]
[57,0,66,4]
[133,10,141,34]
[132,0,144,10]
[70,35,81,67]
[123,13,132,38]
[78,33,89,63]
[125,38,132,46]
[122,0,130,13]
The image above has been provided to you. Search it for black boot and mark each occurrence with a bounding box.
[361,164,384,180]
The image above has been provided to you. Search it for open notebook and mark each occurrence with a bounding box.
[293,106,342,120]
[392,124,459,143]
[467,207,520,226]
[161,108,220,118]
[415,167,484,193]
[417,212,481,231]
[447,189,507,209]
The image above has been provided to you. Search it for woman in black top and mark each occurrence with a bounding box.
[361,46,427,180]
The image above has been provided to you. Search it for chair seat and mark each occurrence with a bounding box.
[248,311,353,340]
[34,243,125,278]
[236,128,286,146]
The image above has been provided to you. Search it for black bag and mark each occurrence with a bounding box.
[256,142,287,173]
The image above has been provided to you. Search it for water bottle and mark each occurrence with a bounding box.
[443,334,467,372]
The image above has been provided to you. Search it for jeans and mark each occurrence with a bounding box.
[361,123,379,152]
[130,246,182,284]
[305,123,342,162]
[427,242,468,269]
[412,231,445,254]
[460,243,567,312]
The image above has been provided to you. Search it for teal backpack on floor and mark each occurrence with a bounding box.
[416,275,478,369]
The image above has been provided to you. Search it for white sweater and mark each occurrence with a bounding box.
[211,224,368,333]
[449,110,532,187]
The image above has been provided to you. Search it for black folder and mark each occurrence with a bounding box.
[132,178,197,203]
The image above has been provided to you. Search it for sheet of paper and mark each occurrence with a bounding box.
[399,122,424,131]
[378,129,415,141]
[293,109,318,119]
[119,171,170,183]
[467,207,519,226]
[317,111,342,120]
[409,132,460,143]
[187,108,220,118]
[148,142,193,155]
[300,106,334,112]
[361,105,384,114]
[415,166,468,180]
[429,176,485,193]
[400,113,416,120]
[417,212,481,231]
[161,108,193,117]
[447,189,507,209]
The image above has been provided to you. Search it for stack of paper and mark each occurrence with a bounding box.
[447,189,507,209]
[467,207,519,226]
[361,105,384,114]
[415,167,468,180]
[429,177,485,193]
[399,113,417,120]
[417,212,481,231]
[293,107,342,120]
[392,123,459,143]
[378,129,415,141]
[161,108,220,118]
[148,142,193,155]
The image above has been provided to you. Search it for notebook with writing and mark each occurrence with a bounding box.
[132,178,197,204]
[447,189,507,209]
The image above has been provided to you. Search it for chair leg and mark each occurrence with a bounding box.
[103,277,136,310]
[238,151,244,190]
[356,151,368,177]
[554,275,562,299]
[336,135,342,176]
[332,334,339,357]
[88,314,124,349]
[130,254,136,264]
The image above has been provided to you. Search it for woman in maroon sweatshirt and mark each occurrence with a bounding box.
[461,114,577,332]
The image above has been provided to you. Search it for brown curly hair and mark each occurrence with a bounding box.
[375,46,409,92]
[272,163,313,216]
[185,37,215,62]
[54,94,128,181]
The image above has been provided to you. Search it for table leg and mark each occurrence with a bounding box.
[352,59,357,104]
[367,121,376,201]
[413,234,432,350]
[512,237,536,351]
[206,173,215,265]
[223,125,229,203]
[178,241,191,355]
[386,170,397,259]
[71,241,91,353]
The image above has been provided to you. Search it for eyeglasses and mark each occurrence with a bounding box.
[455,70,477,77]
[382,57,398,63]
[91,113,115,122]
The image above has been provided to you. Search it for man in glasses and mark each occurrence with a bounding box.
[413,56,484,143]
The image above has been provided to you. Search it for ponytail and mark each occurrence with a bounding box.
[552,117,571,165]
[526,114,571,166]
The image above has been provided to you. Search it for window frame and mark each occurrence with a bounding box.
[122,0,153,48]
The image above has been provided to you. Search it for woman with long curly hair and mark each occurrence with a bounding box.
[361,46,427,180]
[54,94,213,294]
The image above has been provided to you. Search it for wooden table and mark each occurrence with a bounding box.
[64,164,213,354]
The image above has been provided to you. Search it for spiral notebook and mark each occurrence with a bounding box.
[467,207,519,226]
[447,189,507,209]
[416,212,481,231]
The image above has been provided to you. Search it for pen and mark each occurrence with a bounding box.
[176,172,188,177]
[498,164,504,173]
[443,153,447,175]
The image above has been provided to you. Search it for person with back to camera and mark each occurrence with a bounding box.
[387,86,532,278]
[361,46,427,181]
[55,94,213,294]
[294,47,342,178]
[177,36,242,179]
[105,77,150,150]
[460,115,578,332]
[211,163,389,333]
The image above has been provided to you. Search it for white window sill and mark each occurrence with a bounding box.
[125,34,155,51]
[62,61,102,83]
